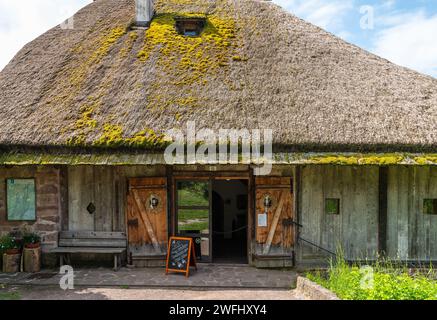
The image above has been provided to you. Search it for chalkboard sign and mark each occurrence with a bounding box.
[165,237,197,277]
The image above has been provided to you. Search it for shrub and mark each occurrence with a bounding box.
[307,251,437,300]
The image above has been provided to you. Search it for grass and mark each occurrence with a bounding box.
[179,221,209,233]
[0,290,21,300]
[178,188,209,207]
[307,252,437,300]
[177,182,209,233]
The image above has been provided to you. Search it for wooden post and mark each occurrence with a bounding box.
[378,167,388,256]
[23,247,41,273]
[114,254,118,271]
[2,253,21,273]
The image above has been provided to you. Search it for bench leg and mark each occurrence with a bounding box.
[114,254,118,271]
[59,254,64,267]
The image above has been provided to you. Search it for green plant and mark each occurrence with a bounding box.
[23,232,41,246]
[0,234,21,252]
[0,291,21,300]
[307,249,437,300]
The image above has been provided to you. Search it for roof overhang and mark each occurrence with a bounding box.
[0,151,436,166]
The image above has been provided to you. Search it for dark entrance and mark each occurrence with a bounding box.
[212,179,248,264]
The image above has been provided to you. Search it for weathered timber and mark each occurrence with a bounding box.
[2,253,21,273]
[23,247,41,273]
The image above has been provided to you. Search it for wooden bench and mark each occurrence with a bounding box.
[50,231,127,271]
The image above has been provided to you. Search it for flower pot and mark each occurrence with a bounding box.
[23,247,41,273]
[5,248,21,255]
[24,243,41,249]
[2,253,21,273]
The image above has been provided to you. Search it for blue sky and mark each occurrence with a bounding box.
[0,0,436,77]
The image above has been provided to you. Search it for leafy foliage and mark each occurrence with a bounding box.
[307,251,437,300]
[23,232,41,246]
[0,234,21,251]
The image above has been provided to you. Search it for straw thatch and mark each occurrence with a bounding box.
[0,0,436,152]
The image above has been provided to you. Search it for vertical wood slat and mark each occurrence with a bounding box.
[378,167,388,255]
[132,189,161,252]
[294,166,301,258]
[60,166,69,231]
[248,167,255,264]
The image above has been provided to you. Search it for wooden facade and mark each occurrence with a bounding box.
[298,166,379,263]
[1,164,436,268]
[387,166,437,260]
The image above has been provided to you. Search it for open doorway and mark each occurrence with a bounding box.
[212,179,248,264]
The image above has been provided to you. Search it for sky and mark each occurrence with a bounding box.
[0,0,436,77]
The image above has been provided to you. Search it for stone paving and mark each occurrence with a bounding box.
[0,287,303,300]
[0,264,297,290]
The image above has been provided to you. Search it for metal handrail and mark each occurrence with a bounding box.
[298,237,337,257]
[291,219,337,257]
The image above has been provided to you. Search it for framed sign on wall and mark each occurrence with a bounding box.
[6,178,36,221]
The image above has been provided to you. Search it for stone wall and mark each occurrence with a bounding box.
[0,166,63,266]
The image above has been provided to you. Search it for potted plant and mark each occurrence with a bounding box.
[22,231,42,273]
[1,234,22,273]
[23,232,41,249]
[0,234,21,255]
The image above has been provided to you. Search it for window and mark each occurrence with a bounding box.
[175,17,206,36]
[325,198,340,215]
[424,199,437,215]
[6,178,36,221]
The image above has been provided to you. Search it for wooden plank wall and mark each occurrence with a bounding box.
[387,166,437,260]
[299,165,379,261]
[68,166,166,232]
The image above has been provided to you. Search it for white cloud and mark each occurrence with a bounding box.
[274,0,354,32]
[0,0,91,71]
[371,11,437,77]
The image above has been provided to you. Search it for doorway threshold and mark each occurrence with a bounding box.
[197,262,250,267]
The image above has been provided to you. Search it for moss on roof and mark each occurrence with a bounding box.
[0,151,436,166]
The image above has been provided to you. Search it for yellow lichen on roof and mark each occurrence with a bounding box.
[93,123,169,149]
[137,13,238,85]
[136,8,242,120]
[70,26,126,89]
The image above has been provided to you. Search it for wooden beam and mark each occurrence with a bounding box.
[378,167,388,255]
[132,189,161,253]
[263,192,286,255]
[59,166,69,231]
[248,167,255,265]
[166,165,175,236]
[294,165,301,261]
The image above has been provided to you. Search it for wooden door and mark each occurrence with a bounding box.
[255,177,294,256]
[127,178,168,258]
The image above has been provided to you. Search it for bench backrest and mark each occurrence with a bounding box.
[59,231,127,248]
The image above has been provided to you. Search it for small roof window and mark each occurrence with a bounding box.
[175,17,206,36]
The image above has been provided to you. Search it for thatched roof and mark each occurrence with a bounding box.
[0,0,436,153]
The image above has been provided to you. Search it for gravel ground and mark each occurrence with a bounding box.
[1,286,303,300]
